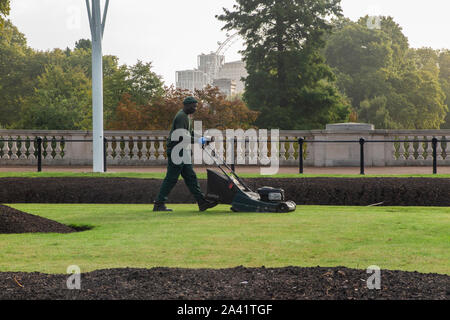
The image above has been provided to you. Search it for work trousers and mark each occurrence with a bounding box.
[156,151,204,203]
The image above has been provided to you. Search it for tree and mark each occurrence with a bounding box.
[39,40,165,129]
[217,0,349,129]
[324,16,406,108]
[15,64,92,130]
[325,16,447,129]
[108,86,259,130]
[126,60,164,106]
[438,50,450,128]
[194,86,259,129]
[75,39,92,51]
[0,20,34,127]
[0,0,9,27]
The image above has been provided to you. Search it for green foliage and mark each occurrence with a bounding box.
[75,38,92,51]
[325,16,448,129]
[0,0,9,27]
[217,0,350,129]
[127,60,164,106]
[14,64,92,130]
[0,22,164,130]
[0,21,33,127]
[438,50,450,128]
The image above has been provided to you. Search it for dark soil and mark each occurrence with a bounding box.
[0,266,448,300]
[0,204,76,234]
[0,177,449,206]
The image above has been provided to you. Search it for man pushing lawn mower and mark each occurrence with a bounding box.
[153,96,219,212]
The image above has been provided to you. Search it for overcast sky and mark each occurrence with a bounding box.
[8,0,450,86]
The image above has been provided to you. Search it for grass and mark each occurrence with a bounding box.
[0,171,450,179]
[0,204,449,275]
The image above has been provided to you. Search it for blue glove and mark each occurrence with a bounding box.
[198,136,213,145]
[198,137,207,145]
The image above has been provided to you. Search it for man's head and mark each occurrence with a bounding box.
[183,96,198,114]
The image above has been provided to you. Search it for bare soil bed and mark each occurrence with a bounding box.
[0,266,448,300]
[0,204,75,234]
[0,177,449,206]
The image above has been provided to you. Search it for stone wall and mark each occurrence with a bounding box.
[0,125,449,167]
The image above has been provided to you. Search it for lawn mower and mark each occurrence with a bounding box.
[200,137,296,213]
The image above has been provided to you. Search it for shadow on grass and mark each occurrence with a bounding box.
[152,208,294,218]
[66,224,95,232]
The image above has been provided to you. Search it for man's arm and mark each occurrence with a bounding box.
[172,114,192,144]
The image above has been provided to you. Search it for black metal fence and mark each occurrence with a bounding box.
[0,137,447,175]
[296,137,445,175]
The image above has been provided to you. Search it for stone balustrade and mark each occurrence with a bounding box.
[0,126,449,167]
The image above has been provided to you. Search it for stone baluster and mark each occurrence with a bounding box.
[2,137,10,159]
[149,138,156,160]
[105,137,114,160]
[236,138,245,164]
[19,136,27,159]
[425,136,433,160]
[10,136,19,160]
[157,137,166,160]
[226,137,234,165]
[28,138,36,160]
[398,137,406,160]
[140,137,148,161]
[287,137,295,160]
[258,137,269,165]
[279,136,287,161]
[131,136,140,160]
[215,139,225,165]
[270,136,280,163]
[116,137,123,160]
[406,137,415,160]
[445,136,450,160]
[437,137,444,160]
[45,137,54,160]
[247,137,257,165]
[304,139,311,160]
[123,137,131,160]
[54,136,63,160]
[417,137,425,160]
[391,139,397,160]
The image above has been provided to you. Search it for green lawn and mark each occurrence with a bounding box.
[0,204,449,275]
[1,171,450,179]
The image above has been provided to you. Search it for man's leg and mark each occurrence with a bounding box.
[154,155,183,211]
[181,164,218,211]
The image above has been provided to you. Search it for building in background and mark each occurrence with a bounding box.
[217,60,247,94]
[175,69,209,92]
[176,52,247,97]
[198,53,225,83]
[213,78,236,97]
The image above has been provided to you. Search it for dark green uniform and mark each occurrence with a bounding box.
[156,110,204,203]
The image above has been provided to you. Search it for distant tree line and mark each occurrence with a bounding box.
[0,18,257,131]
[218,0,449,130]
[0,20,165,130]
[1,0,450,130]
[324,16,450,129]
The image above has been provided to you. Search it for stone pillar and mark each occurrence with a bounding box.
[319,123,375,167]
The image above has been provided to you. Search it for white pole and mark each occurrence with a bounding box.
[86,0,109,172]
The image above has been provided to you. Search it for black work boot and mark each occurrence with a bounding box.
[198,198,218,212]
[153,202,173,212]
